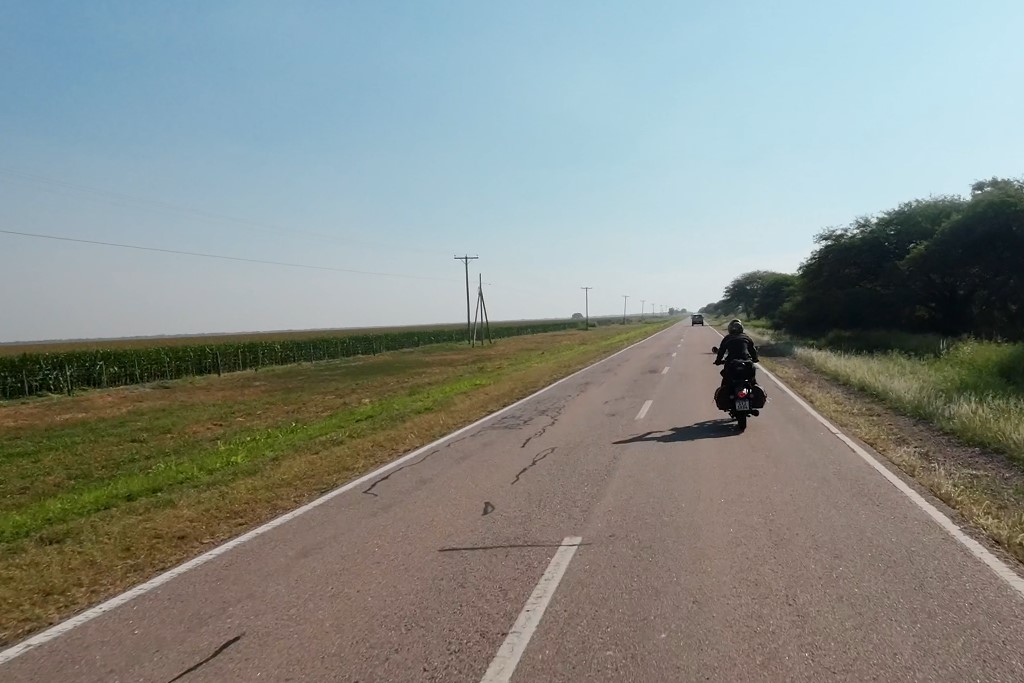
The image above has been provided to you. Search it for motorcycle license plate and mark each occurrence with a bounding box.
[734,399,750,411]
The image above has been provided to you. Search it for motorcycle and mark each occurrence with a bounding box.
[711,347,765,431]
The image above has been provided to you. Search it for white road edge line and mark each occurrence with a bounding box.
[636,399,653,420]
[480,536,583,683]
[661,366,670,375]
[0,326,679,666]
[710,328,1024,599]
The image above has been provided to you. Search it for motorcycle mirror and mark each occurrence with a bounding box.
[712,346,719,353]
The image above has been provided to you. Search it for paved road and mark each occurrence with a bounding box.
[5,323,1024,682]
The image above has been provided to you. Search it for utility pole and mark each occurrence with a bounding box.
[640,299,646,322]
[472,274,492,346]
[581,287,592,328]
[454,255,478,344]
[622,295,629,324]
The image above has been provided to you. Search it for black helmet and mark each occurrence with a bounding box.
[728,319,744,334]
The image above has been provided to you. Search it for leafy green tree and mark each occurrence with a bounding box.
[718,177,1024,339]
[753,273,798,323]
[722,270,774,317]
[714,271,799,323]
[699,300,733,316]
[781,197,965,334]
[905,181,1024,338]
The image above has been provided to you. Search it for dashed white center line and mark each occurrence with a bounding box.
[661,367,670,375]
[635,399,653,420]
[671,352,677,358]
[480,537,584,683]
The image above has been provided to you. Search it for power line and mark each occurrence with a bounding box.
[0,228,459,283]
[0,168,584,300]
[0,166,450,257]
[483,281,546,296]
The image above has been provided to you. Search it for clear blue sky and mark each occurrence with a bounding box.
[2,1,1022,341]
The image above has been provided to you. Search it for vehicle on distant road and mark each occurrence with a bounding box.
[691,314,704,326]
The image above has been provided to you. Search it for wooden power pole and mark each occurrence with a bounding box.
[454,255,479,343]
[471,274,492,347]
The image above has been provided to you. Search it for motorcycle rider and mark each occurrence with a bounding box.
[714,319,760,390]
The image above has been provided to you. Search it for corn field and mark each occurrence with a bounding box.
[1,321,581,400]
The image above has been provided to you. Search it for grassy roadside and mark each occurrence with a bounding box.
[0,321,671,646]
[793,346,1024,460]
[714,321,1024,566]
[716,320,1024,462]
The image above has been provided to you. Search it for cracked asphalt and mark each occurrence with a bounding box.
[5,323,1024,682]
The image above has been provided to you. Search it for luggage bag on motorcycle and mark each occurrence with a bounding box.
[714,386,728,410]
[751,385,767,409]
[714,384,767,410]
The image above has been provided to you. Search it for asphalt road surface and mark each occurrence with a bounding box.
[5,323,1024,682]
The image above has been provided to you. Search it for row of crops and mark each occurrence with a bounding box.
[1,321,582,400]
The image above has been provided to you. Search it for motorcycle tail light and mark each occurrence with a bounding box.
[737,389,749,398]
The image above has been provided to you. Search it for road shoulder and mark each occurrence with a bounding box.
[765,355,1024,570]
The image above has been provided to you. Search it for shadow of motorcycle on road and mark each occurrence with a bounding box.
[613,419,739,445]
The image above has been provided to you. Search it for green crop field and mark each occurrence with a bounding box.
[0,319,589,399]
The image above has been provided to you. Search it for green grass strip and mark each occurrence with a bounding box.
[0,374,491,543]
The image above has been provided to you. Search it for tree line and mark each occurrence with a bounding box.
[700,177,1024,340]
